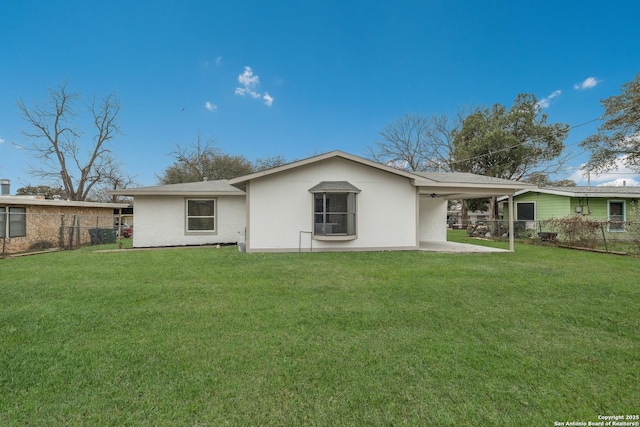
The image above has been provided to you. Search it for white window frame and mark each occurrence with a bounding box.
[185,198,217,234]
[607,200,625,232]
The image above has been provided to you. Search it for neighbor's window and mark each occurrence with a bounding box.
[186,199,216,232]
[0,207,26,238]
[0,207,5,238]
[516,202,535,221]
[608,200,625,232]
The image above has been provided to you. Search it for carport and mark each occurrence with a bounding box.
[413,172,537,252]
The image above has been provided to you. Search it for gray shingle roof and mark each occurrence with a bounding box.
[308,181,361,193]
[108,179,245,196]
[412,172,528,186]
[544,186,640,195]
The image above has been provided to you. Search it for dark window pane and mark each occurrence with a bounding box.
[188,200,215,216]
[9,207,26,237]
[313,192,356,236]
[314,194,324,213]
[187,199,215,231]
[327,213,348,234]
[326,194,347,212]
[188,217,215,231]
[609,201,624,230]
[516,203,534,221]
[0,207,5,238]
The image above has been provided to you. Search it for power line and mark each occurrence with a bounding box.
[449,115,603,166]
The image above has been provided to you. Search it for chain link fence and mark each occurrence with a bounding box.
[466,218,640,255]
[1,212,119,256]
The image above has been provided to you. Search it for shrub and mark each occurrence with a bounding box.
[541,216,601,248]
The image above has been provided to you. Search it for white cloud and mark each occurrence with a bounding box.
[0,138,5,144]
[573,77,600,90]
[536,90,562,109]
[204,101,217,112]
[236,66,261,98]
[570,156,640,186]
[235,66,274,106]
[598,178,640,187]
[263,92,274,107]
[205,56,222,68]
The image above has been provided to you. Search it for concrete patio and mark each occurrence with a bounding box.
[419,241,510,253]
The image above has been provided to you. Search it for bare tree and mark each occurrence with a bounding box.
[157,134,254,184]
[88,154,137,202]
[368,109,473,172]
[253,155,289,171]
[17,82,122,201]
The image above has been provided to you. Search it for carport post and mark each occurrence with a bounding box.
[508,195,515,252]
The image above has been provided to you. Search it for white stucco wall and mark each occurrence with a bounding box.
[419,197,447,242]
[132,195,245,248]
[246,157,419,252]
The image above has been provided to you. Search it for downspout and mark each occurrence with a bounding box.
[245,182,251,252]
[508,195,515,252]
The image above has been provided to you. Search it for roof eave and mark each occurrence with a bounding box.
[507,188,640,199]
[229,150,422,187]
[108,190,245,197]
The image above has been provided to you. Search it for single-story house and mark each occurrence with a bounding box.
[1,182,129,254]
[502,186,640,231]
[108,180,246,248]
[111,151,536,252]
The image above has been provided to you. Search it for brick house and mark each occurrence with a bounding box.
[1,185,129,255]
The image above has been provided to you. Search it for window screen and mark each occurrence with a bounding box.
[187,199,216,231]
[516,202,535,221]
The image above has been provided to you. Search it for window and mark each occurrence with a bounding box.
[516,202,535,221]
[309,181,359,240]
[608,201,625,232]
[515,202,536,230]
[186,199,216,233]
[0,207,26,238]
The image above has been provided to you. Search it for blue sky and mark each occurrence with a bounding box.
[1,0,639,188]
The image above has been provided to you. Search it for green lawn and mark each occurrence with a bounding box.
[1,235,638,426]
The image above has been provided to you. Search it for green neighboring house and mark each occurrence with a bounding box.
[502,186,640,232]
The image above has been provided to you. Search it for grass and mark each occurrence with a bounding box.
[1,233,639,426]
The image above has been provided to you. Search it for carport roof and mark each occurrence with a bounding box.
[411,172,536,199]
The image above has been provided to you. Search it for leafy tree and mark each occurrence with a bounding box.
[453,93,569,217]
[17,82,127,201]
[580,73,640,173]
[158,135,254,184]
[16,184,67,199]
[453,94,568,179]
[525,172,576,187]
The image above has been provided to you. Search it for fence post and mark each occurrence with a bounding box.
[600,222,608,253]
[76,217,81,249]
[68,215,77,250]
[59,214,65,248]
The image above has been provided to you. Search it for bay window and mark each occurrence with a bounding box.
[309,181,359,240]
